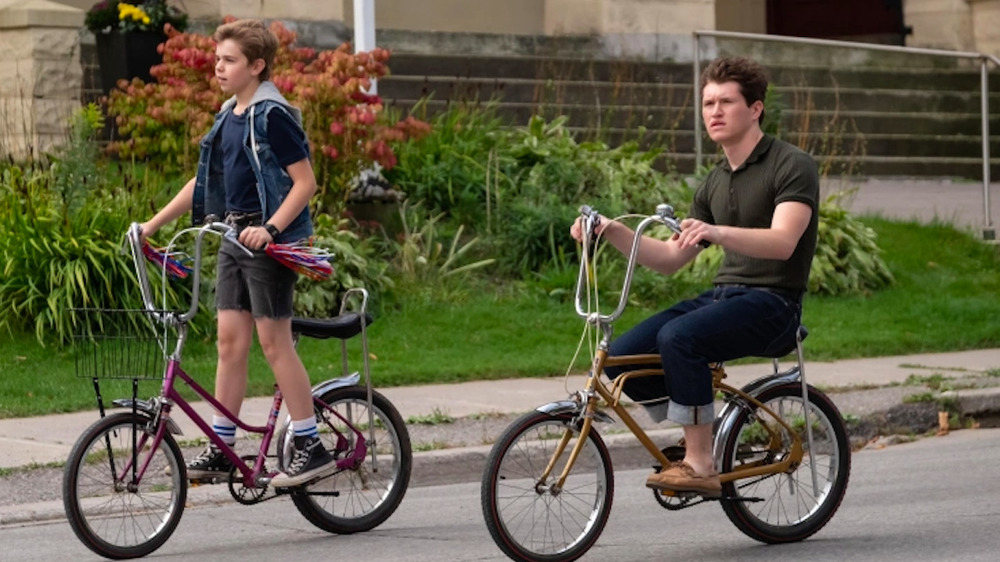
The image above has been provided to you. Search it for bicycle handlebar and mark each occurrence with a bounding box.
[574,204,709,325]
[127,220,251,324]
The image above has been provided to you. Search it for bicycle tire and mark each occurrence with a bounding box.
[63,411,187,559]
[280,385,411,534]
[719,383,851,543]
[481,411,614,562]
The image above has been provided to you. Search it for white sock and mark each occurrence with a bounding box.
[212,415,237,446]
[291,418,319,440]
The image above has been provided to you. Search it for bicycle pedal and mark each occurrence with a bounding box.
[189,476,226,486]
[721,495,764,503]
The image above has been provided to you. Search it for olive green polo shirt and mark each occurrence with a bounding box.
[689,135,819,291]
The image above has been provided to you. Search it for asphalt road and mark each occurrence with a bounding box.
[4,427,999,561]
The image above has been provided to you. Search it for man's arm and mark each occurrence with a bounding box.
[675,200,812,260]
[592,219,704,276]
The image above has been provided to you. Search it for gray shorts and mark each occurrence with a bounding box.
[216,240,297,319]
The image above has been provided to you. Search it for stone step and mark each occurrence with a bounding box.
[385,53,1000,93]
[380,75,1000,115]
[389,98,1000,136]
[664,152,1000,177]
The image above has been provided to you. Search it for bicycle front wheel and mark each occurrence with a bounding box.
[719,383,850,543]
[281,385,411,534]
[481,411,614,562]
[63,411,187,559]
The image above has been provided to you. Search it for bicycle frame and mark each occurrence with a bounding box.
[112,359,368,490]
[114,222,371,489]
[539,206,816,496]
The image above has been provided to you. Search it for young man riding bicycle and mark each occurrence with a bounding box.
[570,55,819,497]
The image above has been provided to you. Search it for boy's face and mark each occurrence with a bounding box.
[215,39,265,96]
[701,80,763,146]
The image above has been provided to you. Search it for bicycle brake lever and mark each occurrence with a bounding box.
[223,228,254,257]
[656,204,711,248]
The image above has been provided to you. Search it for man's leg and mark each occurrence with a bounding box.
[648,288,798,496]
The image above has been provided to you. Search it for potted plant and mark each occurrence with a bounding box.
[86,1,189,93]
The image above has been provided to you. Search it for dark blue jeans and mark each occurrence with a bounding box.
[605,286,801,425]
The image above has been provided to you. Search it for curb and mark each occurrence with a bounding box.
[4,388,999,527]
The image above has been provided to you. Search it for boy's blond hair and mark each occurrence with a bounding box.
[213,20,279,81]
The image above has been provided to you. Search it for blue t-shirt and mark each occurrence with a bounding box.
[221,108,311,214]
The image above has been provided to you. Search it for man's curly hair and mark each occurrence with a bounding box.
[700,56,768,124]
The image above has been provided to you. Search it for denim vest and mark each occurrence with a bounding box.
[191,101,313,243]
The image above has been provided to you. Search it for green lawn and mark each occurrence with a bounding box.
[1,216,998,419]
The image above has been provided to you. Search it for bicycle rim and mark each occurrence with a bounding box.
[284,386,412,534]
[63,412,186,559]
[720,384,850,543]
[481,411,614,562]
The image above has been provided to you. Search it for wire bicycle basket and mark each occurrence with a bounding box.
[72,308,177,382]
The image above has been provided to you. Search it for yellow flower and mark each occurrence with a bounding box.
[117,3,150,24]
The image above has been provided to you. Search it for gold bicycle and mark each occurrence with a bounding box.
[480,205,851,562]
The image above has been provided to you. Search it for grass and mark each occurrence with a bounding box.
[1,216,998,419]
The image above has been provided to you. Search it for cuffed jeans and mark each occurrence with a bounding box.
[604,286,801,425]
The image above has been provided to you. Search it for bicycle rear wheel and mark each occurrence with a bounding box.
[481,411,614,562]
[719,383,850,543]
[279,385,411,534]
[63,411,187,559]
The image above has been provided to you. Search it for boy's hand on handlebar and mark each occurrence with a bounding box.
[238,225,274,250]
[137,221,157,244]
[676,218,716,249]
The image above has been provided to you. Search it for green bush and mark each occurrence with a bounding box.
[385,100,512,228]
[0,164,193,343]
[809,192,894,295]
[294,213,394,318]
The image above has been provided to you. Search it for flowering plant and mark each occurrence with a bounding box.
[85,1,188,35]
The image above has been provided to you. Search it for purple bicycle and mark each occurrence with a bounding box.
[62,222,411,559]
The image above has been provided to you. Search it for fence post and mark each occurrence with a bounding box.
[693,32,702,171]
[982,58,996,241]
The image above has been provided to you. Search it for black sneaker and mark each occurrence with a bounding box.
[270,436,336,488]
[185,444,234,480]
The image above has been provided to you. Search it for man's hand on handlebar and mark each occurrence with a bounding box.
[675,218,718,250]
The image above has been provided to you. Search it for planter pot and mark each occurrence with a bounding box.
[346,201,403,236]
[94,31,167,94]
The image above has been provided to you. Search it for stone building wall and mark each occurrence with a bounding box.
[0,0,84,160]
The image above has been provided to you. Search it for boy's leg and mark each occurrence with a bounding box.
[187,250,255,480]
[215,309,254,416]
[255,316,337,487]
[254,316,312,420]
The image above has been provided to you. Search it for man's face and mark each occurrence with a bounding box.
[214,39,261,95]
[701,80,762,145]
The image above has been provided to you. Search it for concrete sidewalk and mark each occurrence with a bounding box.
[2,348,998,470]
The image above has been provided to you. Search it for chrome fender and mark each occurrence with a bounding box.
[712,367,801,466]
[536,400,616,424]
[111,398,183,435]
[311,371,361,397]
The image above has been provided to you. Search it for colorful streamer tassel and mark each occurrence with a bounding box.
[141,242,193,279]
[266,242,334,281]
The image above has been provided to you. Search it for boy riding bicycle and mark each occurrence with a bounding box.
[570,56,819,497]
[139,19,336,487]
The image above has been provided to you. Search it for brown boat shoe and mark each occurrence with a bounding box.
[645,462,722,498]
